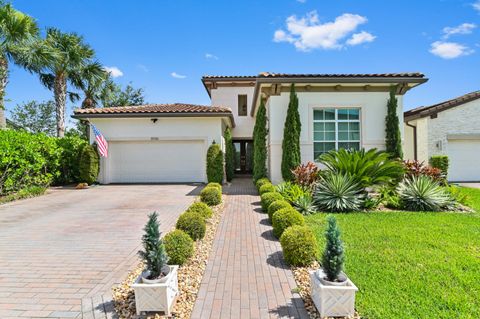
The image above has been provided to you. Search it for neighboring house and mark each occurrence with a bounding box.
[73,72,427,184]
[404,90,480,182]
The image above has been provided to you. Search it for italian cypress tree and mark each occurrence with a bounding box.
[281,84,301,181]
[385,86,403,159]
[253,99,267,181]
[224,127,234,182]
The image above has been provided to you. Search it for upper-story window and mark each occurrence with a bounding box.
[313,108,360,160]
[238,95,248,116]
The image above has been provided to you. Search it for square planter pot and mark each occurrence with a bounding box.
[310,269,358,318]
[132,265,179,316]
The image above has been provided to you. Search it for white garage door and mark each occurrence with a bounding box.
[108,140,205,183]
[447,139,480,182]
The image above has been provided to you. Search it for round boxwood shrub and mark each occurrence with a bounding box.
[176,211,206,240]
[207,182,222,192]
[79,144,99,185]
[259,183,275,195]
[272,207,305,238]
[164,229,194,265]
[200,186,222,206]
[260,192,284,212]
[268,200,292,222]
[207,143,224,184]
[256,178,270,190]
[280,225,318,267]
[186,202,213,219]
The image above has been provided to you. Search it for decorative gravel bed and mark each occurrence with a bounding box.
[112,196,226,318]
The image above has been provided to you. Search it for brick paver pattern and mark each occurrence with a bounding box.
[0,184,200,319]
[191,178,308,319]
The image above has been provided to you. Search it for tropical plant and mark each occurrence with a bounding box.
[164,229,194,266]
[281,84,301,181]
[0,3,42,129]
[11,100,56,135]
[280,225,318,267]
[275,181,307,203]
[200,186,222,206]
[272,207,305,238]
[397,175,456,211]
[403,160,443,182]
[267,199,292,221]
[253,99,267,181]
[138,212,168,279]
[313,173,365,212]
[385,86,403,159]
[429,155,449,180]
[377,185,402,209]
[78,144,99,185]
[206,142,223,183]
[292,162,319,189]
[319,148,404,188]
[38,28,98,137]
[74,62,108,109]
[321,215,345,282]
[293,194,317,215]
[176,211,206,240]
[224,127,234,181]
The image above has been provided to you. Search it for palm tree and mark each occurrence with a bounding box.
[0,3,40,129]
[74,61,108,109]
[39,28,96,137]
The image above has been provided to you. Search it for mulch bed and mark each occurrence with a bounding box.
[112,196,226,318]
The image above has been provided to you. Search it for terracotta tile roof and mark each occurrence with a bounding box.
[73,103,235,126]
[405,90,480,120]
[203,72,425,80]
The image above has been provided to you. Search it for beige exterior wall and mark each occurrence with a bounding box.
[404,123,415,160]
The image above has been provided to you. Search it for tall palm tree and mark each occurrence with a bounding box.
[0,3,39,129]
[39,28,96,137]
[74,61,108,109]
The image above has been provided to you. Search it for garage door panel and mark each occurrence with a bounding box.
[447,139,480,182]
[108,140,205,183]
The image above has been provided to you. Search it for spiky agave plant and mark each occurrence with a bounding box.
[138,212,169,279]
[293,194,317,215]
[397,175,456,211]
[314,173,364,212]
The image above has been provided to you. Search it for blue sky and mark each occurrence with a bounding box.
[6,0,480,125]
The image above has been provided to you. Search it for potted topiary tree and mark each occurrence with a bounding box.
[132,212,179,316]
[310,215,357,317]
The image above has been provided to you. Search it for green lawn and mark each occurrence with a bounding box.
[305,187,480,319]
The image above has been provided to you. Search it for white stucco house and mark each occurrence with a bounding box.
[404,90,480,182]
[73,72,427,184]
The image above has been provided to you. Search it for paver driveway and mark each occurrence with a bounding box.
[0,184,200,319]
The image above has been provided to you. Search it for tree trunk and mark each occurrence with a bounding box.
[54,73,67,137]
[0,56,8,129]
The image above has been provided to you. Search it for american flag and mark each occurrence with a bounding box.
[92,124,108,157]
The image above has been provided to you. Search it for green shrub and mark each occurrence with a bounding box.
[319,148,404,188]
[446,185,470,206]
[280,225,317,267]
[200,186,222,206]
[267,200,292,221]
[293,194,316,215]
[430,155,449,179]
[253,99,268,181]
[260,192,284,212]
[259,183,275,195]
[206,142,224,184]
[255,178,270,190]
[176,211,206,240]
[397,176,456,211]
[186,202,213,219]
[378,185,402,209]
[138,212,168,279]
[164,229,194,265]
[321,215,345,282]
[275,181,308,203]
[281,84,301,181]
[206,182,222,192]
[224,127,235,182]
[272,207,305,238]
[313,173,365,212]
[54,136,88,185]
[78,144,99,185]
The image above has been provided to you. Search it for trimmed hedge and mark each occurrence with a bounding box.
[267,200,292,222]
[176,211,206,240]
[260,192,284,212]
[280,225,318,266]
[200,186,222,206]
[255,178,270,191]
[186,202,213,219]
[272,207,305,238]
[259,183,275,195]
[78,144,100,185]
[206,182,222,192]
[164,229,194,265]
[54,136,88,185]
[206,143,224,184]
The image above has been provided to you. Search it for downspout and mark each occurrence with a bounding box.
[405,121,417,161]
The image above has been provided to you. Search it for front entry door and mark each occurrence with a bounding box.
[233,140,253,174]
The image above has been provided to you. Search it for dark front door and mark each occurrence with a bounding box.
[233,140,253,174]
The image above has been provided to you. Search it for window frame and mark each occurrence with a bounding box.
[237,94,248,116]
[313,107,362,160]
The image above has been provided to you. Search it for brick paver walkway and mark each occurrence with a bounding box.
[191,178,308,319]
[0,184,200,319]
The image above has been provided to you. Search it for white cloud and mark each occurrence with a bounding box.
[430,41,474,59]
[171,72,186,79]
[442,23,476,39]
[103,66,123,78]
[273,11,375,51]
[473,1,480,12]
[205,53,219,60]
[346,31,376,46]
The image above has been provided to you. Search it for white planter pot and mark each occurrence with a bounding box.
[310,269,358,318]
[132,265,179,316]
